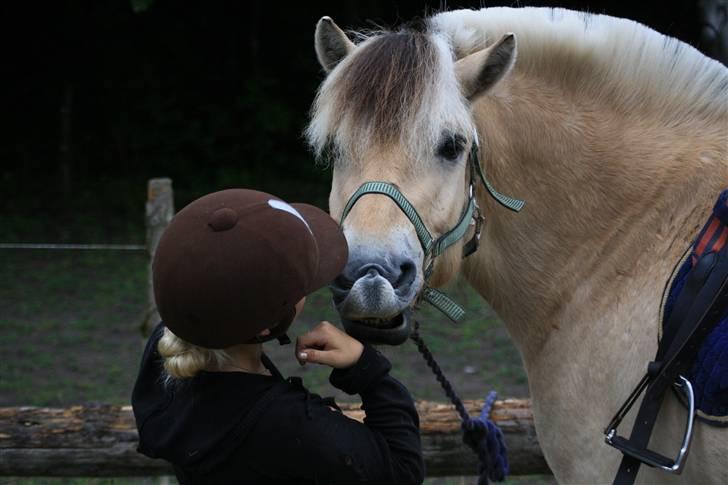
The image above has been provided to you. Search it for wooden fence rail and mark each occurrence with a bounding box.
[0,399,549,477]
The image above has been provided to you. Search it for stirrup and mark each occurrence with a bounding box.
[604,375,696,474]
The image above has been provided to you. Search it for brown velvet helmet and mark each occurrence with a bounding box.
[152,189,348,349]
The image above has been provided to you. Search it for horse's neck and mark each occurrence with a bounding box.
[464,70,727,362]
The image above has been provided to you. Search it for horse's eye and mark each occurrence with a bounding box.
[437,135,465,161]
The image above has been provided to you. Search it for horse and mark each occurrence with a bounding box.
[306,7,728,484]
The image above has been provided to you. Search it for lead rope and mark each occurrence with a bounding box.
[410,320,509,484]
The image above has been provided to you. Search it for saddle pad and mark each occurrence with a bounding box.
[663,190,728,426]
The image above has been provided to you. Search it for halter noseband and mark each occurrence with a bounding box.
[339,139,525,322]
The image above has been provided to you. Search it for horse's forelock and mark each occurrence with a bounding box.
[307,24,473,163]
[336,30,435,145]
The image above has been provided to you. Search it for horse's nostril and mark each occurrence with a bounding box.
[332,274,353,291]
[395,260,417,289]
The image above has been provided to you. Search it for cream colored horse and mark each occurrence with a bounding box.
[307,7,728,484]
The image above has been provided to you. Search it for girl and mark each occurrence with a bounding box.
[131,188,424,484]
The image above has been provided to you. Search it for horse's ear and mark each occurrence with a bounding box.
[315,17,355,72]
[456,33,517,100]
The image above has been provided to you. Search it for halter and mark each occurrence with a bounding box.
[339,137,525,322]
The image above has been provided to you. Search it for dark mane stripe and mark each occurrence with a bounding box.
[334,27,436,144]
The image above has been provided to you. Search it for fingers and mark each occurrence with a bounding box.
[297,348,341,367]
[296,324,331,352]
[295,321,362,368]
[296,347,316,366]
[296,321,333,365]
[296,321,347,366]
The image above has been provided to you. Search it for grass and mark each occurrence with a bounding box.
[0,250,528,407]
[0,251,148,406]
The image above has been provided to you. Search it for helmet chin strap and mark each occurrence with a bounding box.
[248,332,291,345]
[247,307,295,345]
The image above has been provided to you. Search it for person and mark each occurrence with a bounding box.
[131,188,424,485]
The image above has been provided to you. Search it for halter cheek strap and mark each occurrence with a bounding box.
[338,141,525,323]
[471,144,526,213]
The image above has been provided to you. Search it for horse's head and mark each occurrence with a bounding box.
[307,17,517,345]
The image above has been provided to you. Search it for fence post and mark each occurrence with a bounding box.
[141,178,174,336]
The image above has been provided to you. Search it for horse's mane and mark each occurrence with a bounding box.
[431,7,728,122]
[307,7,728,162]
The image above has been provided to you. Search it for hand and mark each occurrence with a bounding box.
[296,321,364,369]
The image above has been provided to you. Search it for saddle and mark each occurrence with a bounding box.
[664,191,728,426]
[605,189,728,485]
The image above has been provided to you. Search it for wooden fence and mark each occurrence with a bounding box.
[0,178,550,478]
[0,400,548,477]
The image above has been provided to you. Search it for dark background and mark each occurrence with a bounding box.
[2,0,721,243]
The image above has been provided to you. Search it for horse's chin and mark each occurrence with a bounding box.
[341,309,413,346]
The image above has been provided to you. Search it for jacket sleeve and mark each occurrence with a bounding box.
[241,344,424,485]
[328,343,424,484]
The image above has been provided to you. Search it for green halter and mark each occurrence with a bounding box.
[339,141,525,322]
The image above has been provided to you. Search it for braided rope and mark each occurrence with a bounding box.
[410,320,509,484]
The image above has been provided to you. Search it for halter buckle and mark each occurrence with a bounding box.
[463,204,484,259]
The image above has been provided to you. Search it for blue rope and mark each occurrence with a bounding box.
[410,321,509,484]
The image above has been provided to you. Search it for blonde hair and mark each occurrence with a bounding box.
[157,328,233,379]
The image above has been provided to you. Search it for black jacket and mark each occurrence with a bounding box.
[131,323,424,484]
